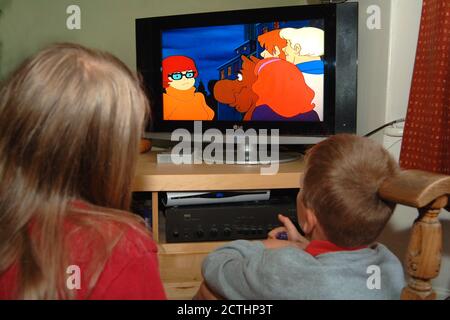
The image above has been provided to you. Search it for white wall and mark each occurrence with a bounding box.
[0,0,319,79]
[355,0,392,143]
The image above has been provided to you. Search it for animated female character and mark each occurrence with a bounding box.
[162,56,214,120]
[251,58,318,121]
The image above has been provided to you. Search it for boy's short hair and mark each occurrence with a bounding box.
[302,134,399,247]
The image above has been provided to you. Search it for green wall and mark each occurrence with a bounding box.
[0,0,318,79]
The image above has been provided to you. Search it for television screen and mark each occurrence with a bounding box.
[136,3,357,136]
[161,20,325,123]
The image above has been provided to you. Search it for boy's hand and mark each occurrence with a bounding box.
[268,214,310,249]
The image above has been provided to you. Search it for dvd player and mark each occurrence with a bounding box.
[163,190,270,207]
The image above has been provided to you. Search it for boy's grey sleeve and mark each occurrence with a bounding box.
[201,240,269,299]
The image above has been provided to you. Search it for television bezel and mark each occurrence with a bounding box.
[136,3,357,136]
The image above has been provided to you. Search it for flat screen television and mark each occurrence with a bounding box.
[136,3,358,142]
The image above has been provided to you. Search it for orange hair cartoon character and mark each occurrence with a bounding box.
[162,55,214,120]
[251,58,316,120]
[258,29,287,60]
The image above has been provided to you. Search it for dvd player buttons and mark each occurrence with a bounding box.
[223,227,232,237]
[196,229,205,238]
[209,228,218,237]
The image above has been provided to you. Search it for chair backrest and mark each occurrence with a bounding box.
[379,169,450,300]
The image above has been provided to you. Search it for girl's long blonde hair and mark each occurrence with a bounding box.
[0,43,150,299]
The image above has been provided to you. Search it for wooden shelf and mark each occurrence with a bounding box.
[133,151,304,192]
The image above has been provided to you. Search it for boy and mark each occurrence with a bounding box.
[199,134,405,299]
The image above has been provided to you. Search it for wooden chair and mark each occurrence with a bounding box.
[379,169,450,300]
[195,169,450,300]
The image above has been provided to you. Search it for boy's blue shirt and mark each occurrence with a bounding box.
[202,240,405,300]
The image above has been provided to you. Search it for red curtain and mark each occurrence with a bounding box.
[399,0,450,174]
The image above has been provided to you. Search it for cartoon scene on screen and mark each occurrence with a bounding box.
[162,19,324,121]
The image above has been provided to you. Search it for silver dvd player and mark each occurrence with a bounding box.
[162,190,270,207]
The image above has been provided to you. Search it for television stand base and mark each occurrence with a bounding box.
[202,151,302,165]
[156,149,302,165]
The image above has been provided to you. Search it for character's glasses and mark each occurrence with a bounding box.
[169,71,196,81]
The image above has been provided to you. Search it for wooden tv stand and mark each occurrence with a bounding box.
[133,151,304,299]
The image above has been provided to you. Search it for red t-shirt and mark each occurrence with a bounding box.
[304,240,367,257]
[0,206,166,300]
